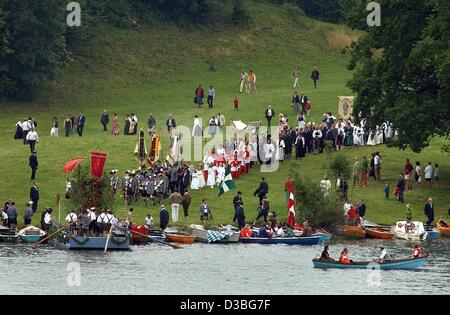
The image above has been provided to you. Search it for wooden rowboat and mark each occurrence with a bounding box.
[241,236,321,246]
[165,233,196,244]
[19,226,46,243]
[0,226,19,243]
[343,225,366,239]
[363,226,394,240]
[313,256,429,270]
[437,220,450,237]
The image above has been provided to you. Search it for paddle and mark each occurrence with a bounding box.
[104,225,113,253]
[131,230,181,249]
[32,220,79,249]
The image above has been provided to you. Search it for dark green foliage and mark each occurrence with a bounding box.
[270,0,343,23]
[327,152,352,181]
[68,165,115,211]
[340,0,371,30]
[293,174,344,231]
[347,0,450,152]
[0,0,70,100]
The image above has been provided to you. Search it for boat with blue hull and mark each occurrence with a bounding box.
[313,257,429,270]
[241,236,321,246]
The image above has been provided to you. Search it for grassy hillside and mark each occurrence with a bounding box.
[0,2,448,228]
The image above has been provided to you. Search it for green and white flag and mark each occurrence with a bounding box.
[218,166,236,197]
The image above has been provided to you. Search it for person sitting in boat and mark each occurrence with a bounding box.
[145,214,153,230]
[412,245,422,259]
[0,208,8,226]
[273,224,284,238]
[87,207,97,236]
[302,220,313,237]
[339,248,352,264]
[321,245,334,261]
[240,224,253,238]
[376,247,392,263]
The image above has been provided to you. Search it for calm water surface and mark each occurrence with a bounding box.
[1,239,449,295]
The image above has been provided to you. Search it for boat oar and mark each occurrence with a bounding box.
[32,220,79,249]
[131,230,181,249]
[104,226,113,253]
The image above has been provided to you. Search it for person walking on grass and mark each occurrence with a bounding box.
[265,106,275,128]
[404,159,414,190]
[352,158,360,188]
[182,190,192,224]
[424,198,434,226]
[434,164,440,190]
[64,116,72,137]
[424,162,433,189]
[26,128,39,153]
[50,117,59,137]
[77,112,86,137]
[30,182,39,213]
[234,96,239,111]
[293,66,300,89]
[415,161,422,190]
[396,173,405,203]
[29,151,38,181]
[101,110,109,132]
[207,85,215,109]
[311,67,320,89]
[194,84,204,108]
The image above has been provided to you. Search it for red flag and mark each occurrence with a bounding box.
[90,152,108,178]
[287,185,295,228]
[62,158,84,173]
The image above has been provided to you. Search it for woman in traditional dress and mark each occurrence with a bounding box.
[198,165,205,189]
[276,136,285,162]
[124,114,131,135]
[112,114,120,136]
[344,121,354,146]
[207,164,216,188]
[295,133,305,159]
[14,120,23,140]
[190,168,200,190]
[217,163,225,183]
[192,115,203,137]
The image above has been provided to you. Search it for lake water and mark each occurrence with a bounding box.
[1,239,449,295]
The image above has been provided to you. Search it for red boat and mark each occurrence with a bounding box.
[363,226,394,240]
[131,225,149,245]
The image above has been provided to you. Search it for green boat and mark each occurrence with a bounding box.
[0,226,19,243]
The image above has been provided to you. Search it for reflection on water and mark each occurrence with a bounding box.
[0,239,449,295]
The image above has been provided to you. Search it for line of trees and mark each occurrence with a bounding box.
[0,0,250,100]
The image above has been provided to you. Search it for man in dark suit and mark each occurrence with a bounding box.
[29,151,38,180]
[253,177,269,202]
[166,115,177,133]
[100,110,109,132]
[30,182,39,213]
[77,112,86,137]
[424,198,434,225]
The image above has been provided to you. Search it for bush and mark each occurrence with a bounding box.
[293,174,344,232]
[327,152,351,181]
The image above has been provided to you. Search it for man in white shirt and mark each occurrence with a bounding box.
[43,208,53,231]
[424,162,433,188]
[21,119,32,145]
[376,247,392,263]
[264,139,275,167]
[207,85,215,108]
[65,211,78,223]
[26,128,39,153]
[374,152,382,181]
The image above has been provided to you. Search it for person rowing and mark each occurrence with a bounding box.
[321,245,334,261]
[375,246,392,263]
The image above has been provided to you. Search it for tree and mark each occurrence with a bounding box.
[293,174,344,232]
[0,0,70,100]
[327,152,352,181]
[347,0,450,152]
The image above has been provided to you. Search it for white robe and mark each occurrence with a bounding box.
[207,167,216,187]
[191,171,200,190]
[217,166,225,183]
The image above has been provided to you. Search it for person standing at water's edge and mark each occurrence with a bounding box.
[199,199,212,223]
[30,182,39,213]
[396,173,405,203]
[159,205,169,231]
[29,151,38,181]
[101,110,109,132]
[182,190,192,224]
[169,190,182,223]
[424,198,434,225]
[23,202,33,226]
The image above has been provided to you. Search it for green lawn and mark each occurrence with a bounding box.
[0,2,448,228]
